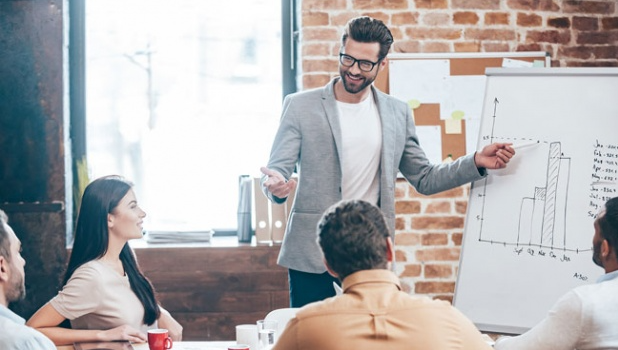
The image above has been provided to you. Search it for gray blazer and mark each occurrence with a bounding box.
[263,78,485,273]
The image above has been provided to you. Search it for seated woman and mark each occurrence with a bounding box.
[27,175,182,345]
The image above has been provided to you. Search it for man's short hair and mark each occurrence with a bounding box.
[598,197,618,254]
[318,200,390,280]
[341,16,393,60]
[0,210,11,262]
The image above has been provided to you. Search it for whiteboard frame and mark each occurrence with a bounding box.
[388,51,551,67]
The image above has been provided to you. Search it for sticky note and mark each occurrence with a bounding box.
[445,119,462,134]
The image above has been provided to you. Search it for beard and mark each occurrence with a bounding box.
[339,66,378,94]
[6,264,26,302]
[592,240,603,268]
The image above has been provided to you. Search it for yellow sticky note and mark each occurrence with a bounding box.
[445,119,462,134]
[451,110,465,120]
[407,99,421,109]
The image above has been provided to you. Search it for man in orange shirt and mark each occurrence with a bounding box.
[272,200,491,350]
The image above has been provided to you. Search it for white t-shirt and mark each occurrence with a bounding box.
[494,272,618,350]
[336,93,382,204]
[51,259,155,333]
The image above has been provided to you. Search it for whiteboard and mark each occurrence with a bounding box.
[453,67,618,334]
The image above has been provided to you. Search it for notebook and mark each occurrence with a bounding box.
[73,341,134,350]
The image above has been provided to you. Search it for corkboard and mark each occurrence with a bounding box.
[375,52,549,161]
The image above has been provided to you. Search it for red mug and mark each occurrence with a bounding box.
[228,345,250,350]
[148,329,173,350]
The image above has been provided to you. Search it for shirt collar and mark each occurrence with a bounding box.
[342,269,401,292]
[0,304,26,325]
[597,269,618,283]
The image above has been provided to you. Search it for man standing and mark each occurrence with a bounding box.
[272,200,492,349]
[261,16,515,307]
[0,210,56,349]
[494,196,618,349]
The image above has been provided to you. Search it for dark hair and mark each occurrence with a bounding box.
[318,200,390,280]
[598,197,618,254]
[0,210,11,263]
[341,16,393,60]
[65,175,160,325]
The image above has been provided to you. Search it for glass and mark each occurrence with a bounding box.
[339,53,380,72]
[256,319,278,350]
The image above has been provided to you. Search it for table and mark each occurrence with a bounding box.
[57,341,236,350]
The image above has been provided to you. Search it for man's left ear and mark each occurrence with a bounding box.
[386,236,394,263]
[378,57,388,72]
[0,256,9,282]
[602,239,611,259]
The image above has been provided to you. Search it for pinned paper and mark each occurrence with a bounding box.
[445,119,462,134]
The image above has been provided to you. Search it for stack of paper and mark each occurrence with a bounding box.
[144,229,214,244]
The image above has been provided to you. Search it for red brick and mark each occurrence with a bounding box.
[465,28,517,41]
[506,0,559,11]
[577,31,615,45]
[303,12,330,26]
[395,249,407,262]
[591,46,618,60]
[331,12,364,26]
[423,12,451,26]
[400,263,422,277]
[302,0,347,11]
[424,264,453,278]
[455,200,467,214]
[414,0,448,9]
[484,42,512,52]
[390,27,405,41]
[422,41,451,52]
[393,40,422,53]
[412,216,464,230]
[563,1,615,14]
[302,43,331,57]
[485,12,510,25]
[422,233,448,245]
[548,17,570,29]
[565,60,618,67]
[353,0,407,10]
[394,184,407,199]
[426,201,451,214]
[302,27,340,41]
[454,42,481,52]
[573,17,599,31]
[451,232,463,246]
[415,247,461,261]
[603,17,618,30]
[303,58,338,73]
[302,74,331,89]
[406,27,463,40]
[454,12,480,25]
[415,281,455,293]
[392,12,420,26]
[517,13,542,27]
[452,0,500,10]
[515,43,543,52]
[526,30,571,44]
[559,46,594,60]
[395,232,421,246]
[395,200,422,214]
[395,217,406,231]
[360,11,390,24]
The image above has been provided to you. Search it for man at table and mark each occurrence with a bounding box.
[494,196,618,349]
[272,200,491,350]
[0,210,56,349]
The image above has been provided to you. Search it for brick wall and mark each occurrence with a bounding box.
[298,0,618,301]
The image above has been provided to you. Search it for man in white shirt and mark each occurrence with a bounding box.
[0,209,56,349]
[494,196,618,349]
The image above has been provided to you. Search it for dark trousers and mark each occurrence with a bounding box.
[288,268,341,308]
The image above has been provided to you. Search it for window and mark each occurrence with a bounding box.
[80,1,295,232]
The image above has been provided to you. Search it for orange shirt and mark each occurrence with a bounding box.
[273,269,491,350]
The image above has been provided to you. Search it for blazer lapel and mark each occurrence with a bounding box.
[373,85,396,185]
[323,79,343,165]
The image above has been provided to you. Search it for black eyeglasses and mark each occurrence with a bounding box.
[339,53,380,72]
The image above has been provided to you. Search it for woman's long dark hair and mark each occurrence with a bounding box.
[64,175,160,325]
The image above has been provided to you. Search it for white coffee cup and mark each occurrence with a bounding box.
[236,324,258,350]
